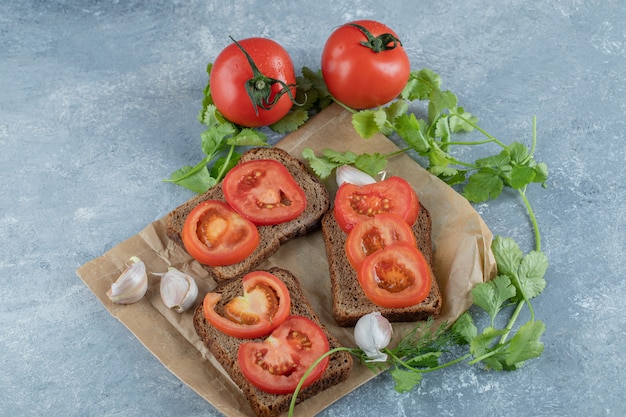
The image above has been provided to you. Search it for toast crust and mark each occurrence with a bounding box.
[322,203,442,327]
[166,147,330,283]
[193,267,353,417]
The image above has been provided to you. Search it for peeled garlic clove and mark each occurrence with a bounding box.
[107,256,148,304]
[159,267,198,313]
[335,165,377,187]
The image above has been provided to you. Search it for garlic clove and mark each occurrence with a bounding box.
[159,267,198,313]
[354,312,393,362]
[107,256,148,304]
[335,164,377,187]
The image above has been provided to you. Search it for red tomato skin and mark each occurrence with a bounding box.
[358,242,432,308]
[222,159,307,225]
[210,38,296,127]
[333,176,420,233]
[237,315,330,394]
[182,200,259,266]
[202,271,291,339]
[345,213,417,270]
[321,20,410,109]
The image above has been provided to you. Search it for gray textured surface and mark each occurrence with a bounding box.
[2,1,625,416]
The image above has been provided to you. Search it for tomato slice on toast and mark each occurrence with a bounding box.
[238,315,330,394]
[357,241,432,308]
[223,159,307,225]
[182,200,259,266]
[202,271,291,339]
[333,176,419,233]
[345,213,416,270]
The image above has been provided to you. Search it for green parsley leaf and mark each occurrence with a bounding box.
[428,88,457,124]
[322,148,358,165]
[301,147,337,179]
[390,367,424,393]
[451,312,477,345]
[471,275,517,323]
[166,163,216,194]
[492,236,524,278]
[505,320,546,367]
[515,251,548,300]
[354,153,387,178]
[226,128,268,147]
[352,109,386,138]
[395,113,430,153]
[448,107,478,133]
[401,68,441,101]
[270,107,310,134]
[470,326,507,360]
[463,169,504,202]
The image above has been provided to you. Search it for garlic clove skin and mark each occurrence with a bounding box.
[107,256,148,304]
[354,312,393,362]
[335,165,377,187]
[159,267,198,313]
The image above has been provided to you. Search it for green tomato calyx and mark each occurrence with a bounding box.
[229,36,298,115]
[348,23,402,53]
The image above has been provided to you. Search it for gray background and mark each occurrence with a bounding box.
[2,0,625,416]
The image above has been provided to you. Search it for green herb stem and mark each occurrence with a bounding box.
[386,348,472,373]
[288,347,359,417]
[450,111,507,149]
[519,186,541,252]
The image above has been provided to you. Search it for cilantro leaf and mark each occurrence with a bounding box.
[352,109,387,138]
[428,88,457,124]
[323,148,358,165]
[533,162,549,186]
[401,68,441,101]
[470,326,507,360]
[492,236,524,278]
[505,320,545,367]
[301,147,337,179]
[463,169,504,202]
[471,275,517,323]
[395,113,430,153]
[451,312,477,345]
[390,367,424,393]
[270,107,309,134]
[226,128,268,147]
[448,107,478,133]
[515,251,548,300]
[354,153,387,178]
[165,163,216,194]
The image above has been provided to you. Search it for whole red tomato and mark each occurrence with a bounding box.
[321,20,410,109]
[210,37,297,127]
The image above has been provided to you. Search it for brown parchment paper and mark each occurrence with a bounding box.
[76,104,496,417]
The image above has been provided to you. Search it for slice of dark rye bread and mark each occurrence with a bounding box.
[322,203,443,327]
[193,267,353,417]
[166,147,330,283]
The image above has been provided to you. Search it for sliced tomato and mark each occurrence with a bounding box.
[238,315,330,394]
[346,213,416,270]
[182,200,259,266]
[222,159,307,225]
[333,176,419,233]
[202,271,291,339]
[357,242,432,308]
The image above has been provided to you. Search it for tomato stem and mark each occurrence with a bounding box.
[348,23,403,53]
[228,36,299,115]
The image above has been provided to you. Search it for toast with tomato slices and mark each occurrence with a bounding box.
[166,147,330,283]
[193,267,353,417]
[322,203,442,327]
